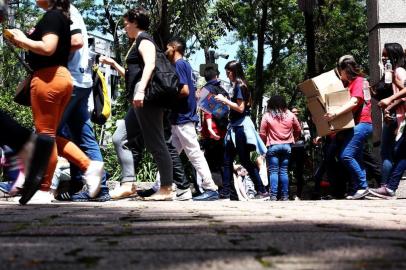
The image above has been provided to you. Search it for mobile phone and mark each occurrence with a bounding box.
[3,29,14,40]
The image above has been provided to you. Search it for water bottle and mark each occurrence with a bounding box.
[363,78,371,102]
[385,60,393,84]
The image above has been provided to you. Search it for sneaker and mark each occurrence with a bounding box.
[71,190,111,202]
[269,196,277,201]
[173,188,192,201]
[369,186,396,200]
[0,182,12,194]
[253,191,269,200]
[346,189,368,200]
[54,191,72,201]
[28,190,54,204]
[193,190,219,201]
[83,161,103,198]
[280,196,289,201]
[19,134,54,205]
[294,195,301,201]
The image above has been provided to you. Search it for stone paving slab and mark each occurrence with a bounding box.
[0,200,405,270]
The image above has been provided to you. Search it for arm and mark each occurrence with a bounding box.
[292,116,302,140]
[379,87,406,109]
[259,115,268,144]
[70,32,83,52]
[99,56,125,78]
[133,39,156,107]
[205,117,220,140]
[324,96,359,121]
[215,94,245,113]
[11,29,58,56]
[178,84,190,98]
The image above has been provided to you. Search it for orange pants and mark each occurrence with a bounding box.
[31,66,90,191]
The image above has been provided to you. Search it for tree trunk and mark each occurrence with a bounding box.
[153,0,170,50]
[252,2,268,126]
[103,0,122,64]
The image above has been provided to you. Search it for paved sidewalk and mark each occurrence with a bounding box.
[0,200,405,270]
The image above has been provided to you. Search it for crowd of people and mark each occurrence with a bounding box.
[0,0,405,204]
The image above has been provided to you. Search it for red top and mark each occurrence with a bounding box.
[200,112,227,139]
[348,76,372,124]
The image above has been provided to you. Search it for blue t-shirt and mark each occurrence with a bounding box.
[170,59,199,125]
[229,83,250,124]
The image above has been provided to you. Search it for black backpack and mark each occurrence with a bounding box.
[207,83,230,130]
[135,34,179,107]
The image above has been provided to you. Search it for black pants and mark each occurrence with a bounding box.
[0,110,31,152]
[290,146,305,197]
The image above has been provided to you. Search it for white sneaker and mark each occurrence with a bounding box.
[28,190,54,204]
[173,188,192,201]
[84,161,103,198]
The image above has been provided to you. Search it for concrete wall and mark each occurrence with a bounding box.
[367,0,406,146]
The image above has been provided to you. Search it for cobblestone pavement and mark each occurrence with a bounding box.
[0,200,405,270]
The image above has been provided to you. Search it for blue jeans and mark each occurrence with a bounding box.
[380,120,397,185]
[339,122,373,190]
[222,126,266,199]
[386,133,406,191]
[267,144,291,198]
[58,86,108,193]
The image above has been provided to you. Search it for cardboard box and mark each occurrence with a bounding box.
[325,90,355,131]
[298,69,344,103]
[299,69,355,136]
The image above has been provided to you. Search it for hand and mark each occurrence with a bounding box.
[99,55,116,66]
[324,111,337,121]
[9,29,27,48]
[214,94,227,104]
[132,92,145,108]
[313,136,322,145]
[209,130,220,140]
[378,97,392,109]
[383,109,395,124]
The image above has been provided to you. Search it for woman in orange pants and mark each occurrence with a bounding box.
[9,0,102,203]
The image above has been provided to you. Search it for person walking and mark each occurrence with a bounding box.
[100,7,173,200]
[9,0,102,203]
[55,3,110,202]
[214,60,267,200]
[324,55,373,199]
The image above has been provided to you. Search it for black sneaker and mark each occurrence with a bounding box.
[19,135,54,205]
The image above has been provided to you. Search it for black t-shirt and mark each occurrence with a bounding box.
[27,10,71,71]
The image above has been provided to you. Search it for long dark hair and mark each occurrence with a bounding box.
[337,55,365,82]
[49,0,70,19]
[384,43,406,69]
[267,95,288,119]
[225,60,251,106]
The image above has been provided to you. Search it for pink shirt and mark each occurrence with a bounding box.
[259,110,301,146]
[393,67,406,128]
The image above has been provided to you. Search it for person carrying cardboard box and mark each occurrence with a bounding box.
[323,55,373,200]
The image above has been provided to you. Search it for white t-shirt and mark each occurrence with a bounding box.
[68,5,93,88]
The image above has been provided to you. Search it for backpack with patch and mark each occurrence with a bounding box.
[91,65,111,125]
[135,33,180,107]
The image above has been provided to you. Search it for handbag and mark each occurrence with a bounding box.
[370,75,393,101]
[4,39,33,106]
[14,74,32,106]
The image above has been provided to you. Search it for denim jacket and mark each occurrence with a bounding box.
[226,116,267,155]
